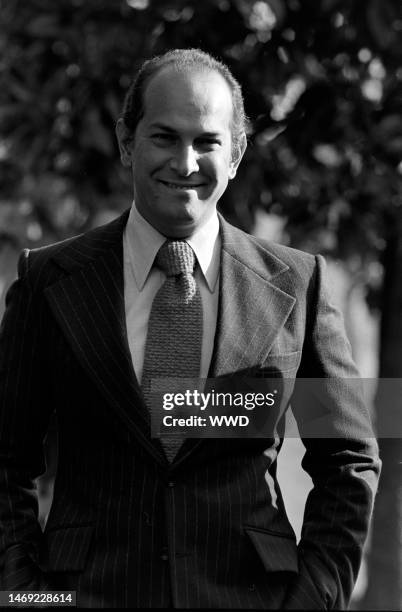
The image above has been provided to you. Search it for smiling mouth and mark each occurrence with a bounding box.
[159,180,204,190]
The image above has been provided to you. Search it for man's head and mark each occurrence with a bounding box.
[116,49,248,238]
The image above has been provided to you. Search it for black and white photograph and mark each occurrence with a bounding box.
[0,0,401,609]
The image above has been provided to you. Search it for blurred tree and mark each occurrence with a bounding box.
[1,0,401,607]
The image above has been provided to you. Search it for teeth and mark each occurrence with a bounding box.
[163,182,198,190]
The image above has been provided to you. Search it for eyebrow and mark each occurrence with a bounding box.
[149,123,223,138]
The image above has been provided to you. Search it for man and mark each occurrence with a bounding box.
[0,49,380,609]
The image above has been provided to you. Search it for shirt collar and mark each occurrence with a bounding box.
[186,213,220,292]
[124,202,220,292]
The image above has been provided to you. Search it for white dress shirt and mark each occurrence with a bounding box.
[123,203,221,383]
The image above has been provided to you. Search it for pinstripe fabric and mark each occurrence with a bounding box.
[0,211,380,608]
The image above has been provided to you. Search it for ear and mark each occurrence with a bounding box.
[115,118,134,168]
[228,132,247,179]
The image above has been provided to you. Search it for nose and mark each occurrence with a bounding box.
[170,145,199,176]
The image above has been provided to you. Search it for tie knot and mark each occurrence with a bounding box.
[155,241,196,277]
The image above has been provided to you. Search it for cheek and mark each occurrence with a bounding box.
[210,157,232,184]
[202,153,230,178]
[133,142,165,173]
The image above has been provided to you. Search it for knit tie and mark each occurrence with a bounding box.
[142,240,203,461]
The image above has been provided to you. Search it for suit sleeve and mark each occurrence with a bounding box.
[282,255,381,610]
[0,250,52,589]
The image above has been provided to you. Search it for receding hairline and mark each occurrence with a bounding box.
[140,64,237,132]
[142,63,235,107]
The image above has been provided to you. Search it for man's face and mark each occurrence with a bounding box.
[117,66,246,238]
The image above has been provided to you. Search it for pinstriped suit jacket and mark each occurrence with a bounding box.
[0,211,380,609]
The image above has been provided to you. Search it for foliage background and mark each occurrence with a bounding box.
[1,0,401,608]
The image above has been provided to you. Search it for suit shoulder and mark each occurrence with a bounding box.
[223,220,318,281]
[18,211,129,291]
[256,236,317,277]
[253,233,315,263]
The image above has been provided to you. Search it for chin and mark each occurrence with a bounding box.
[161,218,198,239]
[162,210,207,238]
[167,200,201,221]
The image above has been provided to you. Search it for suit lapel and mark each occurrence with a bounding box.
[44,212,166,466]
[176,217,296,465]
[209,217,296,378]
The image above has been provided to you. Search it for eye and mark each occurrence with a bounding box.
[195,138,221,150]
[151,133,176,145]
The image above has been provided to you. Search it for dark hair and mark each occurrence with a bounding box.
[121,48,249,153]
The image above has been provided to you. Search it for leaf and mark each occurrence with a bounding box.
[26,15,60,38]
[367,0,398,50]
[7,79,33,102]
[80,108,114,156]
